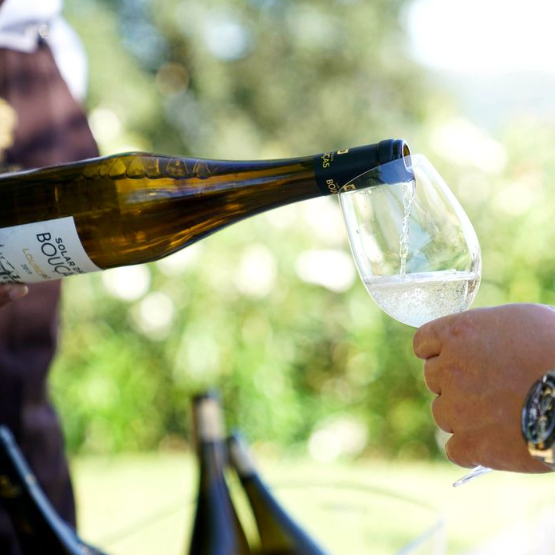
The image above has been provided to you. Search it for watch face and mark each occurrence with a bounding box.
[522,374,555,447]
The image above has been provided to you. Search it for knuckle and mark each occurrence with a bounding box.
[447,314,474,339]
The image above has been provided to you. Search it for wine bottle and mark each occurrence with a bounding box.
[188,392,252,555]
[228,433,329,555]
[0,139,409,283]
[0,425,107,555]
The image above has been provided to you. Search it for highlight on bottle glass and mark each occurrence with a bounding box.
[339,154,482,329]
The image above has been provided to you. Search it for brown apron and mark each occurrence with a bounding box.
[0,42,99,554]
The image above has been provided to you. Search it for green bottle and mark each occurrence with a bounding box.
[0,140,409,283]
[188,392,252,555]
[228,433,329,555]
[0,426,107,555]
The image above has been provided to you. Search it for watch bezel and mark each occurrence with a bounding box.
[522,369,555,454]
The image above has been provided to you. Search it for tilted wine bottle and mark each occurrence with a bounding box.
[0,426,108,555]
[0,139,410,283]
[188,392,252,555]
[228,433,329,555]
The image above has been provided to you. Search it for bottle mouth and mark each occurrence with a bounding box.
[378,138,411,164]
[338,152,421,194]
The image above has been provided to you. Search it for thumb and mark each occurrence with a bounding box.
[0,284,29,307]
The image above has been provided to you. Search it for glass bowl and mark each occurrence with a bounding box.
[236,481,446,555]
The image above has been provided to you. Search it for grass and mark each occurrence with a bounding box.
[71,452,555,555]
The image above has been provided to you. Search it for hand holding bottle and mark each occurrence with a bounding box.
[0,284,28,307]
[413,304,555,473]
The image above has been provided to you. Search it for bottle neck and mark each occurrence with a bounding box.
[228,434,257,479]
[88,138,409,198]
[312,139,409,195]
[198,440,227,481]
[169,139,409,197]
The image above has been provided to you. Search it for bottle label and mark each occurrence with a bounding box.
[0,217,100,284]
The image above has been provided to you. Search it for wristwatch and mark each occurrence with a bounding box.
[522,368,555,469]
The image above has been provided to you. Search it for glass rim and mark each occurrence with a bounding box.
[338,153,431,196]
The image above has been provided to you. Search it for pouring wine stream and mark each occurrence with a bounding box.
[399,177,415,277]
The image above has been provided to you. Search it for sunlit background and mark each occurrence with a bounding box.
[48,0,555,553]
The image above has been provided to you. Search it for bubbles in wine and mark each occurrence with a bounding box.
[363,270,480,328]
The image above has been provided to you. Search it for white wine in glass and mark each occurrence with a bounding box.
[339,154,489,486]
[363,270,480,329]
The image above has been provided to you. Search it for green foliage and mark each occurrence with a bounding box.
[50,0,555,461]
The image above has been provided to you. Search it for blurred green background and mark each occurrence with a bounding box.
[52,0,555,461]
[44,0,555,552]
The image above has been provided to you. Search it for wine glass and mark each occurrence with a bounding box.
[339,154,488,486]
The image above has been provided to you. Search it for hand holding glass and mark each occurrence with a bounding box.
[339,155,488,486]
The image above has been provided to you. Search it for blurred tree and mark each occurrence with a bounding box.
[51,0,445,460]
[66,0,428,157]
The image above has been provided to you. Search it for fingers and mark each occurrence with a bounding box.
[414,310,477,360]
[423,356,442,395]
[424,353,453,431]
[413,320,443,360]
[444,435,475,469]
[430,396,453,434]
[0,284,28,307]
